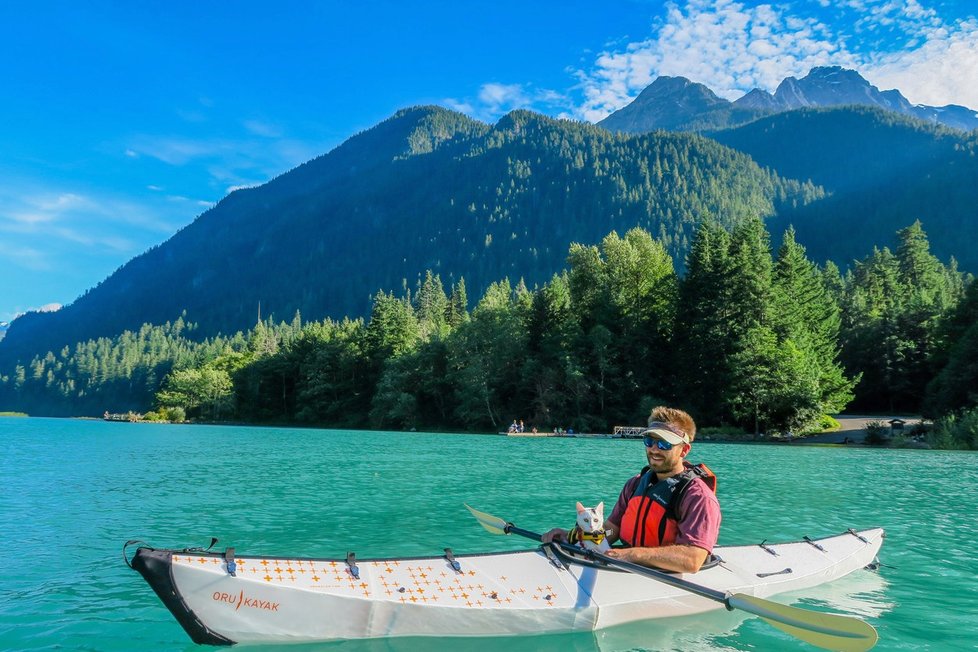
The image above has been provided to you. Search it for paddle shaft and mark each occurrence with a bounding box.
[504,523,730,605]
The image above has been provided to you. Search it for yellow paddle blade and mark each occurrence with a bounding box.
[464,504,509,535]
[728,594,879,652]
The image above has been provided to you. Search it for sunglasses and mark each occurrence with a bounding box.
[643,436,676,451]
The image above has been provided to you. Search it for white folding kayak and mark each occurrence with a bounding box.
[125,526,884,646]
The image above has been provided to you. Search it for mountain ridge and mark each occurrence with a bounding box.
[709,104,978,271]
[601,66,978,133]
[0,107,815,369]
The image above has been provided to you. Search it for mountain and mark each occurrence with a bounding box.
[0,322,7,343]
[744,66,916,114]
[0,107,817,369]
[596,76,768,132]
[710,105,978,270]
[601,66,978,133]
[598,76,771,132]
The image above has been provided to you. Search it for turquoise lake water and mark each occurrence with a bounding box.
[1,416,976,651]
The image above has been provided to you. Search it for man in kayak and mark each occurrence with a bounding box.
[543,406,720,573]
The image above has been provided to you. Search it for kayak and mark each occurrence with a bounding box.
[126,527,883,645]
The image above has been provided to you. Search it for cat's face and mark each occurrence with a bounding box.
[575,501,604,533]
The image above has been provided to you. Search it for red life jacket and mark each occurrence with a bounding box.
[618,462,717,548]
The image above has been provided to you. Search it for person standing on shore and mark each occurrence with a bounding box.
[543,406,720,573]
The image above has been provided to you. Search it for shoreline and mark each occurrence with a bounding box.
[20,412,932,448]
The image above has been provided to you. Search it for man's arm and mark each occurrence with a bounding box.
[544,520,706,572]
[604,543,708,573]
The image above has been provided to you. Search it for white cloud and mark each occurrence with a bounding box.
[445,82,568,122]
[225,184,258,194]
[243,119,284,138]
[0,242,50,271]
[573,0,853,121]
[863,16,978,107]
[478,83,530,109]
[570,0,977,121]
[127,136,228,166]
[126,129,326,195]
[5,303,63,321]
[443,98,476,115]
[0,185,180,252]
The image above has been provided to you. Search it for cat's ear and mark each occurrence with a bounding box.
[596,501,604,512]
[576,501,585,513]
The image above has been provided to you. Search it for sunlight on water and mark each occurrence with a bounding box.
[1,417,976,651]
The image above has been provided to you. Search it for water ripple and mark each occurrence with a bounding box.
[1,418,975,651]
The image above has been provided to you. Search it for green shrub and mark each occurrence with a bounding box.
[890,432,909,448]
[818,414,840,431]
[698,426,752,440]
[864,420,889,446]
[165,406,187,423]
[929,409,978,450]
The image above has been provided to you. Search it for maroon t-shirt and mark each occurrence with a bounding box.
[608,471,721,552]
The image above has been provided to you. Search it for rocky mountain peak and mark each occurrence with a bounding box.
[774,66,910,111]
[598,75,729,132]
[601,66,978,133]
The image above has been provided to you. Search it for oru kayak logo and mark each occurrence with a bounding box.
[213,590,280,612]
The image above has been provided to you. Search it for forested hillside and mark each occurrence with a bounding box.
[0,106,819,370]
[6,221,974,451]
[710,106,978,271]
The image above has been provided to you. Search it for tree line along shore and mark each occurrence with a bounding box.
[2,218,976,450]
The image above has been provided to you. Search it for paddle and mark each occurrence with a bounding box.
[465,504,878,652]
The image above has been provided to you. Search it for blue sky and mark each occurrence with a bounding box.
[2,0,976,323]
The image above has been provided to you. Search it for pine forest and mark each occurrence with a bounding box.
[3,219,976,449]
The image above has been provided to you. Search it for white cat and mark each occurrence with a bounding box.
[569,501,611,552]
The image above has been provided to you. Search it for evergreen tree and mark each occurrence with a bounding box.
[924,279,978,416]
[446,279,527,429]
[772,228,855,413]
[414,270,449,341]
[446,278,470,328]
[675,219,735,424]
[841,223,964,411]
[839,247,905,410]
[292,319,368,426]
[364,292,420,362]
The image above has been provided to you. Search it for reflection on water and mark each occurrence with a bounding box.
[784,566,892,619]
[243,569,891,652]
